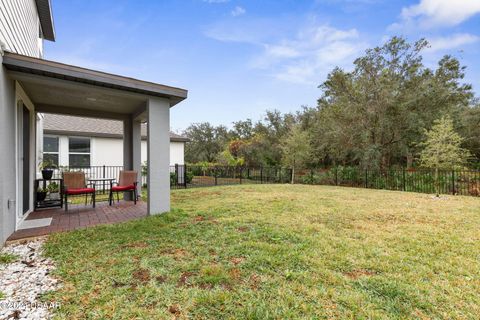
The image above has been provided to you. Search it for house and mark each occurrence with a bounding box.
[0,0,188,245]
[41,114,189,167]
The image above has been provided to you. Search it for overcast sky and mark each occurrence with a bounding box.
[45,0,480,131]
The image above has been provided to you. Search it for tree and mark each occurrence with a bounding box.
[419,116,471,196]
[315,37,473,170]
[281,125,313,183]
[183,123,230,163]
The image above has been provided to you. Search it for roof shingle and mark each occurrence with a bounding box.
[42,114,188,142]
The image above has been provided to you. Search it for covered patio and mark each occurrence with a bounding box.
[2,52,187,241]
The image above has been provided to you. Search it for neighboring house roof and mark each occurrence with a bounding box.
[43,114,189,142]
[35,0,55,41]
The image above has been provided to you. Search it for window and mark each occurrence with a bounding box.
[43,136,59,167]
[69,137,90,167]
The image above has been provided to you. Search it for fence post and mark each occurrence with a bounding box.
[215,167,218,186]
[451,170,455,195]
[403,168,406,191]
[239,167,242,184]
[260,167,263,184]
[184,164,188,189]
[290,168,293,184]
[175,164,179,187]
[335,167,338,186]
[102,165,106,178]
[365,169,368,188]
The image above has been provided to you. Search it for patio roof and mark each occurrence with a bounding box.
[2,52,188,119]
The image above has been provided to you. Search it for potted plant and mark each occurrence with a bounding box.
[36,187,48,202]
[39,159,57,180]
[47,182,60,200]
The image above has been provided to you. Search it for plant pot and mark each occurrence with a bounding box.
[42,169,53,180]
[36,191,47,202]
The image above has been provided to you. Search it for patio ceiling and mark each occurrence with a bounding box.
[2,52,187,120]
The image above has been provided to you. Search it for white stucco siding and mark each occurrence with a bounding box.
[0,0,43,58]
[0,56,16,245]
[170,142,185,165]
[44,135,184,167]
[91,137,124,166]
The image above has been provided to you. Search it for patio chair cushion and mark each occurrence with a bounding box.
[111,185,136,192]
[65,187,95,195]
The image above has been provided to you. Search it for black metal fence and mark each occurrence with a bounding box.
[51,165,293,190]
[296,167,480,196]
[51,165,480,197]
[170,165,293,189]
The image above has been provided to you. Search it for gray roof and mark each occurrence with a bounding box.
[43,114,189,142]
[3,52,188,106]
[35,0,55,41]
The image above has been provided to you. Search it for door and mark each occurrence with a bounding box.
[22,105,31,215]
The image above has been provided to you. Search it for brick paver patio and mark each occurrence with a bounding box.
[7,201,147,241]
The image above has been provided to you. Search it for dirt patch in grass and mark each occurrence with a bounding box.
[132,268,151,284]
[193,215,219,224]
[155,275,167,284]
[177,271,196,287]
[230,257,245,265]
[161,248,188,260]
[344,269,377,279]
[168,304,182,316]
[121,242,149,249]
[248,274,261,290]
[229,268,241,280]
[237,226,249,232]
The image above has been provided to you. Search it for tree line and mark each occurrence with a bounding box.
[183,37,480,171]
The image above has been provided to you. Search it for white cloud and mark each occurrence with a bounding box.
[425,33,480,53]
[231,6,246,17]
[253,25,366,84]
[392,0,480,30]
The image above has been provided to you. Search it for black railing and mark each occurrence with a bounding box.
[50,165,480,197]
[51,165,293,191]
[296,167,480,196]
[170,165,292,189]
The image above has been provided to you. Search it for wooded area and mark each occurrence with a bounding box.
[183,37,480,171]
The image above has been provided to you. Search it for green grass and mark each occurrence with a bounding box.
[44,185,480,319]
[0,253,17,264]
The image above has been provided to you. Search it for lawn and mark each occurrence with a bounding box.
[43,185,480,319]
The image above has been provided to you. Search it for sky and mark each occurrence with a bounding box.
[45,0,480,132]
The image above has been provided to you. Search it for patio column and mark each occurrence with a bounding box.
[147,97,170,215]
[123,116,142,200]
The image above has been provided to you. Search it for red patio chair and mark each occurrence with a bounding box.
[63,172,96,211]
[109,170,138,205]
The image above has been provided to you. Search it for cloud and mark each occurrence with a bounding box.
[231,6,246,17]
[252,25,366,84]
[425,33,480,53]
[391,0,480,30]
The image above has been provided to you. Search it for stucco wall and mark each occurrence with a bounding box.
[44,135,185,167]
[0,56,17,245]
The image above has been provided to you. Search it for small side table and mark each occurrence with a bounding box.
[34,178,63,210]
[87,178,115,194]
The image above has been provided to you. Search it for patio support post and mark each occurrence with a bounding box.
[123,116,142,200]
[147,97,170,215]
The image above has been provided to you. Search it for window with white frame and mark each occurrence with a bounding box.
[69,137,91,167]
[43,136,59,166]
